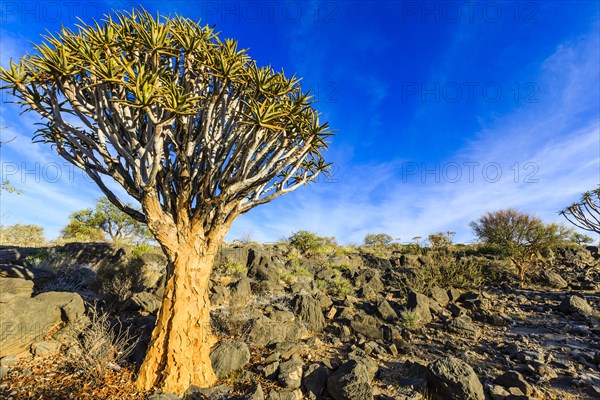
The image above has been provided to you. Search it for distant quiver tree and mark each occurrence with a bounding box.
[560,187,600,235]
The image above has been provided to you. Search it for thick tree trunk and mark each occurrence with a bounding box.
[135,242,218,393]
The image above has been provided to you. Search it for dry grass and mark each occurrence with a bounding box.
[0,354,147,399]
[67,303,138,382]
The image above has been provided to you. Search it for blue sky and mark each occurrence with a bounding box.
[0,0,599,244]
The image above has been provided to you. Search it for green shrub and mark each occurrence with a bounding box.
[332,263,353,272]
[58,209,106,243]
[131,243,160,258]
[316,275,353,297]
[400,309,422,329]
[216,257,248,278]
[331,276,353,296]
[311,241,345,257]
[315,279,328,291]
[395,243,422,255]
[25,248,69,270]
[277,264,313,285]
[336,245,357,255]
[360,245,391,258]
[285,247,302,267]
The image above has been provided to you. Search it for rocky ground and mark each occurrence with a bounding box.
[0,242,598,399]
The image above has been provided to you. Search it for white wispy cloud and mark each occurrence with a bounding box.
[228,24,600,244]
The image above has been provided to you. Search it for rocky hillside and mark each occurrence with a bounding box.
[0,242,598,399]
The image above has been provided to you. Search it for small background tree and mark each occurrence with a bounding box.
[0,9,331,392]
[470,209,571,281]
[60,197,152,245]
[363,233,394,248]
[288,230,335,255]
[0,224,46,247]
[427,231,454,248]
[569,232,595,246]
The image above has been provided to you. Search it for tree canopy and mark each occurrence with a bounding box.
[0,9,331,244]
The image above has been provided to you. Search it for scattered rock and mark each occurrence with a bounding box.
[559,295,594,319]
[0,355,16,367]
[266,389,303,400]
[355,270,384,299]
[210,285,230,307]
[263,361,280,380]
[406,292,432,324]
[238,383,264,400]
[147,393,181,400]
[430,286,450,306]
[0,290,85,357]
[0,277,33,302]
[350,312,383,340]
[303,363,329,399]
[495,370,533,396]
[326,307,337,320]
[292,294,325,332]
[278,354,304,389]
[0,263,56,285]
[267,309,295,322]
[125,291,162,313]
[210,340,251,378]
[448,303,468,317]
[184,383,231,400]
[0,243,597,400]
[31,340,61,358]
[447,315,481,340]
[487,383,510,400]
[428,300,444,315]
[426,356,485,400]
[327,357,377,400]
[541,270,568,289]
[399,254,420,268]
[246,316,309,346]
[447,288,462,302]
[376,299,398,322]
[230,278,252,306]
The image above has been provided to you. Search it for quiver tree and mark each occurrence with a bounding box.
[560,187,600,235]
[0,9,331,392]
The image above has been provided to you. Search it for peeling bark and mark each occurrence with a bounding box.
[136,239,219,392]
